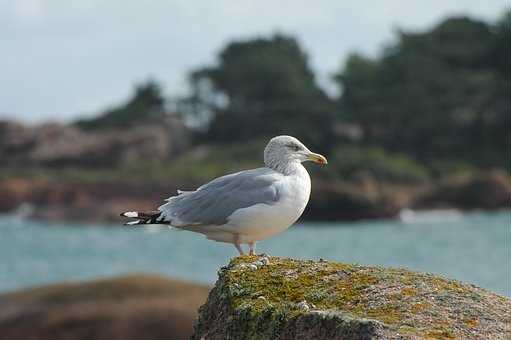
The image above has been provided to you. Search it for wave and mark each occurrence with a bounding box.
[399,208,463,224]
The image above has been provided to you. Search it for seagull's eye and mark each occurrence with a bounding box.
[286,143,301,152]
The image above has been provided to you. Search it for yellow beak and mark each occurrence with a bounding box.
[307,152,328,165]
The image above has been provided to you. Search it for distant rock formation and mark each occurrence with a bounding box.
[0,275,209,340]
[0,178,171,222]
[306,179,403,221]
[413,170,511,210]
[3,119,511,223]
[193,256,511,339]
[0,117,189,167]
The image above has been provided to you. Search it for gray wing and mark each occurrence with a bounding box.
[158,167,281,226]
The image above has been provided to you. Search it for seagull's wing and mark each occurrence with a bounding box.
[158,167,281,226]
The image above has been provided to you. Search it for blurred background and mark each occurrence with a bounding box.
[2,1,511,339]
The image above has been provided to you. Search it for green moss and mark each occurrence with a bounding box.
[227,256,351,311]
[217,256,511,339]
[424,328,456,339]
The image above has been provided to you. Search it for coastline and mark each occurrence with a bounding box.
[2,170,511,224]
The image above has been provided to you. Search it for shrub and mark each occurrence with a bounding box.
[331,145,429,184]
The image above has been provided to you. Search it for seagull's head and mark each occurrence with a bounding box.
[264,135,327,172]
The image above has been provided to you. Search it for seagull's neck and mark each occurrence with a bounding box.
[268,160,306,176]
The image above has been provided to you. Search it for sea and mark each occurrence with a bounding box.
[1,210,510,297]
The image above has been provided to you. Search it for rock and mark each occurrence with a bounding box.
[0,178,172,223]
[304,181,403,221]
[413,170,511,210]
[0,117,189,168]
[192,256,511,339]
[296,300,310,311]
[0,274,210,340]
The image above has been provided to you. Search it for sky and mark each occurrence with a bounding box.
[1,1,510,123]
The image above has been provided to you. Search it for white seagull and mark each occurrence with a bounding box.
[121,135,327,255]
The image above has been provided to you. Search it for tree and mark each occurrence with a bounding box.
[184,34,335,150]
[334,16,511,166]
[75,80,166,130]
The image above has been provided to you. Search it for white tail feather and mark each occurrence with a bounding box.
[122,211,139,218]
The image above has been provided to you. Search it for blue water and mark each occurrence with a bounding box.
[1,212,510,297]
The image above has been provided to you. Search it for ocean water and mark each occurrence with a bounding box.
[1,211,510,297]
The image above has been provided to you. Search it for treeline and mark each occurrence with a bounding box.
[338,14,511,169]
[75,11,511,174]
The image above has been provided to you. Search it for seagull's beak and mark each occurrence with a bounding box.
[306,152,328,165]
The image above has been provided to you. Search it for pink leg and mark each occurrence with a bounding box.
[248,241,256,256]
[234,234,244,255]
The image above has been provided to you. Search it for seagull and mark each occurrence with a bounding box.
[120,135,327,255]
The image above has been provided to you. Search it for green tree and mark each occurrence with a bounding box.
[184,34,335,150]
[335,16,511,166]
[75,80,166,130]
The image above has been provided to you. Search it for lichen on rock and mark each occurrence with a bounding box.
[192,256,511,339]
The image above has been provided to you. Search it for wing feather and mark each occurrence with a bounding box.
[158,168,281,226]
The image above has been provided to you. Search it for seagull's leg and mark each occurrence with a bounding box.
[248,241,256,256]
[234,243,244,255]
[234,234,244,255]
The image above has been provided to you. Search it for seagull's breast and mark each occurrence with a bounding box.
[226,165,311,242]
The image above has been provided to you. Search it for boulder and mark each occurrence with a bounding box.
[0,275,210,340]
[193,256,511,339]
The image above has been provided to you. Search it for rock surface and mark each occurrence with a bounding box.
[0,118,189,167]
[193,256,511,339]
[413,170,511,210]
[0,178,171,222]
[0,275,210,340]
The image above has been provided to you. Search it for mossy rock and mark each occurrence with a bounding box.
[192,256,511,339]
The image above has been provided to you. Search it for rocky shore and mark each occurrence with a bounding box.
[193,256,511,339]
[2,170,511,223]
[3,119,511,223]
